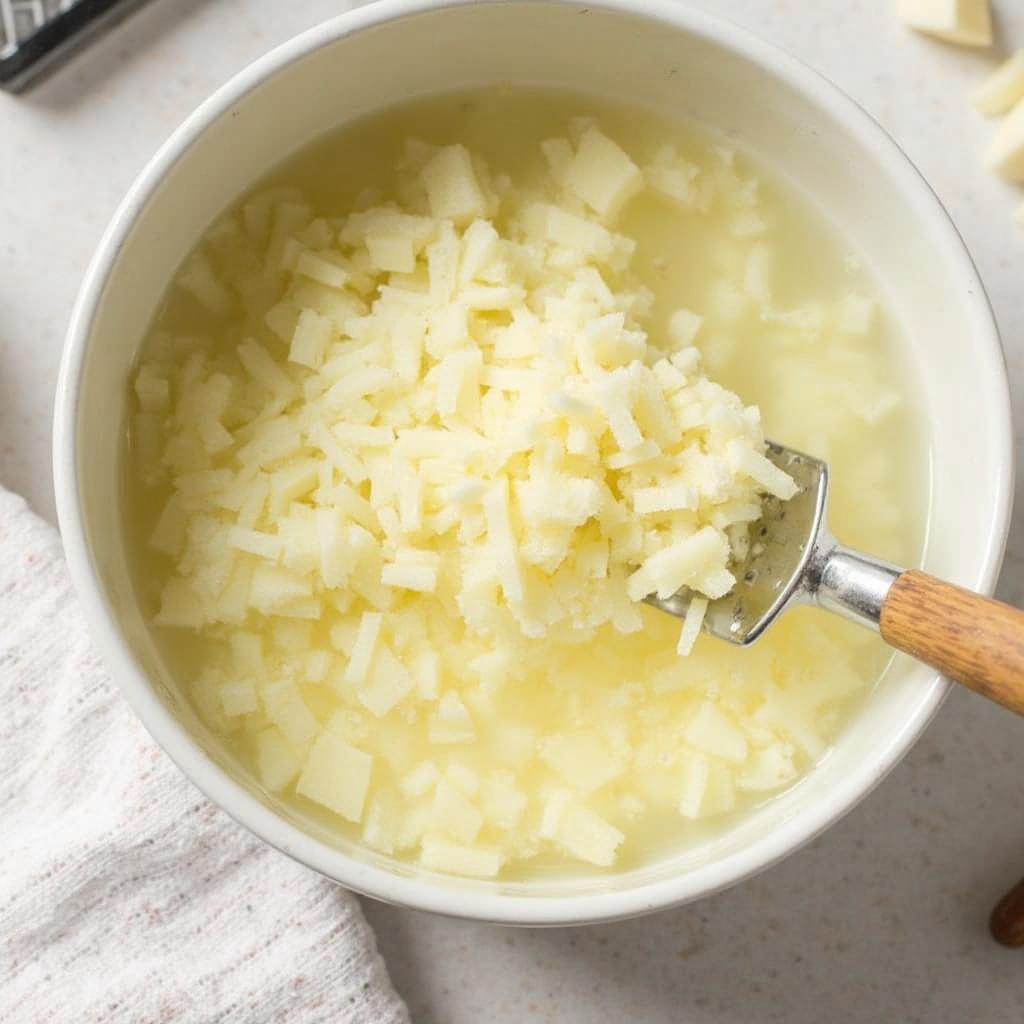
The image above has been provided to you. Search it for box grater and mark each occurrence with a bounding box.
[1,0,151,93]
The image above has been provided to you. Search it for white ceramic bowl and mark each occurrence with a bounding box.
[54,0,1013,926]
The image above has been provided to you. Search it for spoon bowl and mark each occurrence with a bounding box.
[647,441,1024,718]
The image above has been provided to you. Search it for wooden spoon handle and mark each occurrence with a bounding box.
[879,570,1024,716]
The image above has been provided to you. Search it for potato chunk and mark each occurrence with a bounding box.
[296,733,373,822]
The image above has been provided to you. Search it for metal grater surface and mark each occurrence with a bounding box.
[1,1,80,58]
[1,0,150,92]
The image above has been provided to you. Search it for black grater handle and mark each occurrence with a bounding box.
[0,0,153,94]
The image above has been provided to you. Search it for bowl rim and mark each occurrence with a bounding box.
[53,0,1014,926]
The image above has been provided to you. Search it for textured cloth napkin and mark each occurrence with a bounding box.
[0,486,410,1024]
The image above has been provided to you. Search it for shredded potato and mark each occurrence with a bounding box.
[128,98,912,877]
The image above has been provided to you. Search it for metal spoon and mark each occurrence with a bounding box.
[646,442,1024,716]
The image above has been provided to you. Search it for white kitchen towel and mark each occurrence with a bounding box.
[0,486,410,1024]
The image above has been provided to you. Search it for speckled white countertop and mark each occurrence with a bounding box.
[3,1,1023,1020]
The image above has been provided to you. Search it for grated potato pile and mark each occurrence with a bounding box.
[129,123,830,876]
